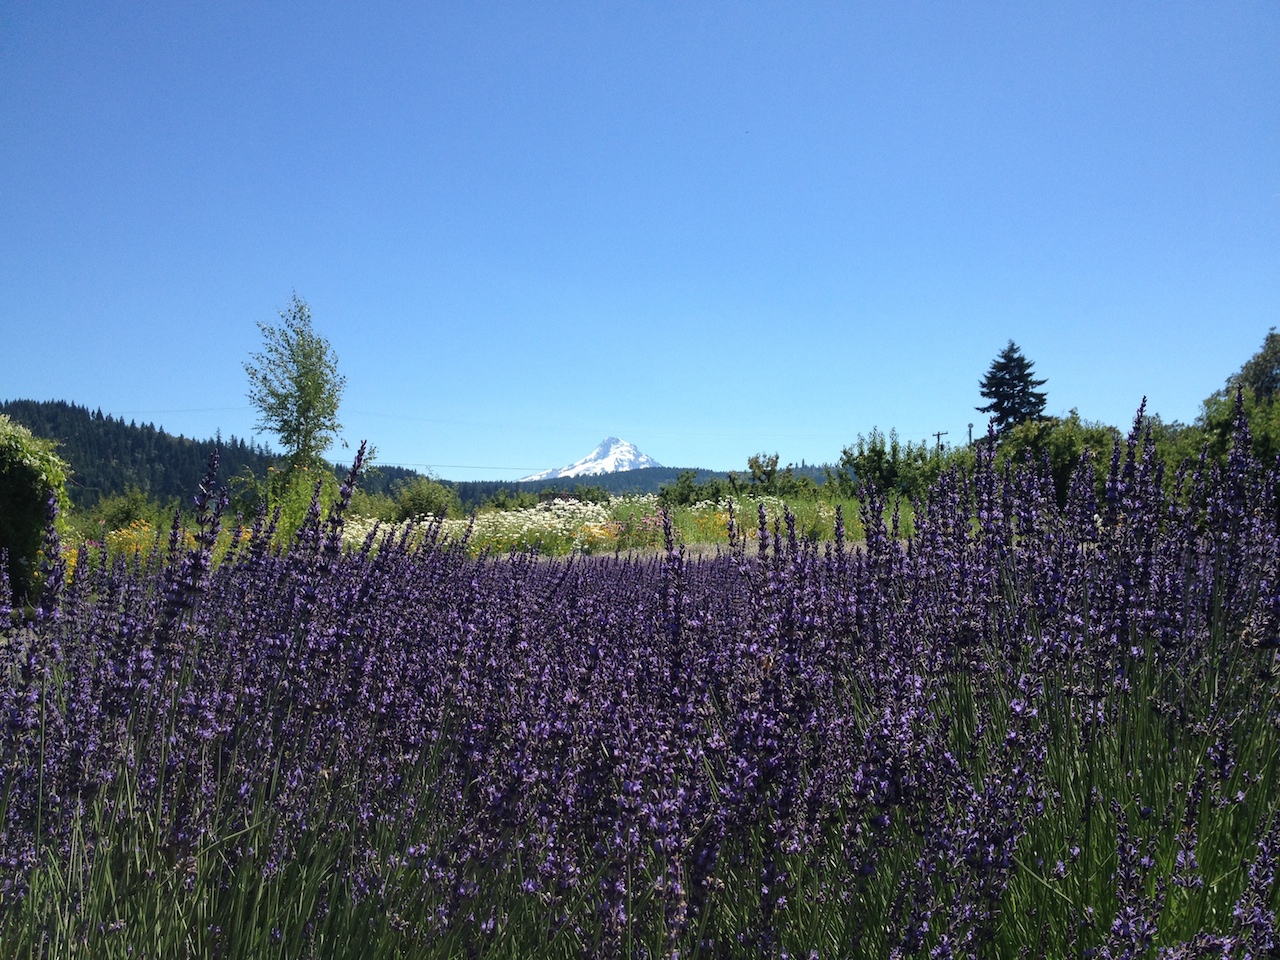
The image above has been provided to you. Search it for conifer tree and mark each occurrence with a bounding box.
[977,341,1048,435]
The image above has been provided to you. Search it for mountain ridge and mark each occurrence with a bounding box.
[519,437,662,481]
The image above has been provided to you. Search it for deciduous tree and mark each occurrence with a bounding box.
[0,414,70,600]
[1237,327,1280,402]
[244,295,346,472]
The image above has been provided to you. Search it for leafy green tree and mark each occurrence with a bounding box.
[1169,330,1280,468]
[244,294,346,472]
[0,414,70,601]
[977,341,1048,435]
[348,488,398,521]
[1193,386,1280,466]
[1146,414,1200,473]
[828,428,944,500]
[658,470,732,508]
[997,411,1120,507]
[393,477,460,521]
[91,486,170,532]
[747,453,780,490]
[1237,327,1280,402]
[482,488,541,512]
[739,453,817,499]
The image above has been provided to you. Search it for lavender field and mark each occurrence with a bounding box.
[3,407,1280,959]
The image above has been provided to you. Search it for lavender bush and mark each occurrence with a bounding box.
[3,405,1280,959]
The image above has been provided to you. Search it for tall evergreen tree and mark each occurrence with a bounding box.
[977,341,1048,435]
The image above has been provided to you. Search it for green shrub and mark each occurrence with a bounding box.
[91,485,172,532]
[348,487,398,521]
[393,476,460,521]
[658,470,735,508]
[481,488,540,511]
[1192,386,1280,466]
[0,414,71,602]
[742,453,817,499]
[996,411,1120,506]
[271,465,342,541]
[227,461,345,543]
[828,429,947,501]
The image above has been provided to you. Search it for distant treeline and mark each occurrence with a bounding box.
[1,399,745,513]
[0,400,276,508]
[452,467,733,510]
[0,400,421,509]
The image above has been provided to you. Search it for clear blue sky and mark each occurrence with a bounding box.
[3,3,1277,480]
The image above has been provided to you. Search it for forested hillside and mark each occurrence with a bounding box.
[0,400,423,508]
[0,400,275,508]
[0,399,736,512]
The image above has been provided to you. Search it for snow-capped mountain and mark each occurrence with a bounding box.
[519,438,662,482]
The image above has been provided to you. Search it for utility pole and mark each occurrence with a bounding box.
[968,423,974,446]
[932,430,948,452]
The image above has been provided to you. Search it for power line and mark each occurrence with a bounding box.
[109,407,250,415]
[374,462,540,472]
[75,405,854,445]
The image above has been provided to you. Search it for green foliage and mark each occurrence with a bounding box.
[271,465,342,541]
[656,456,815,507]
[739,453,817,499]
[1194,389,1280,469]
[90,485,172,531]
[996,411,1121,506]
[747,452,780,488]
[1144,414,1200,474]
[231,463,342,542]
[828,428,947,501]
[61,485,180,550]
[1210,388,1280,464]
[0,400,273,509]
[978,340,1048,435]
[348,488,398,521]
[549,483,611,505]
[658,470,735,508]
[392,476,460,521]
[337,460,425,498]
[244,294,346,472]
[1236,326,1280,402]
[609,498,668,550]
[480,488,541,512]
[1157,331,1280,471]
[0,414,71,601]
[226,465,269,520]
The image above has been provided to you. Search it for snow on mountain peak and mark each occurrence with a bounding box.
[519,438,662,482]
